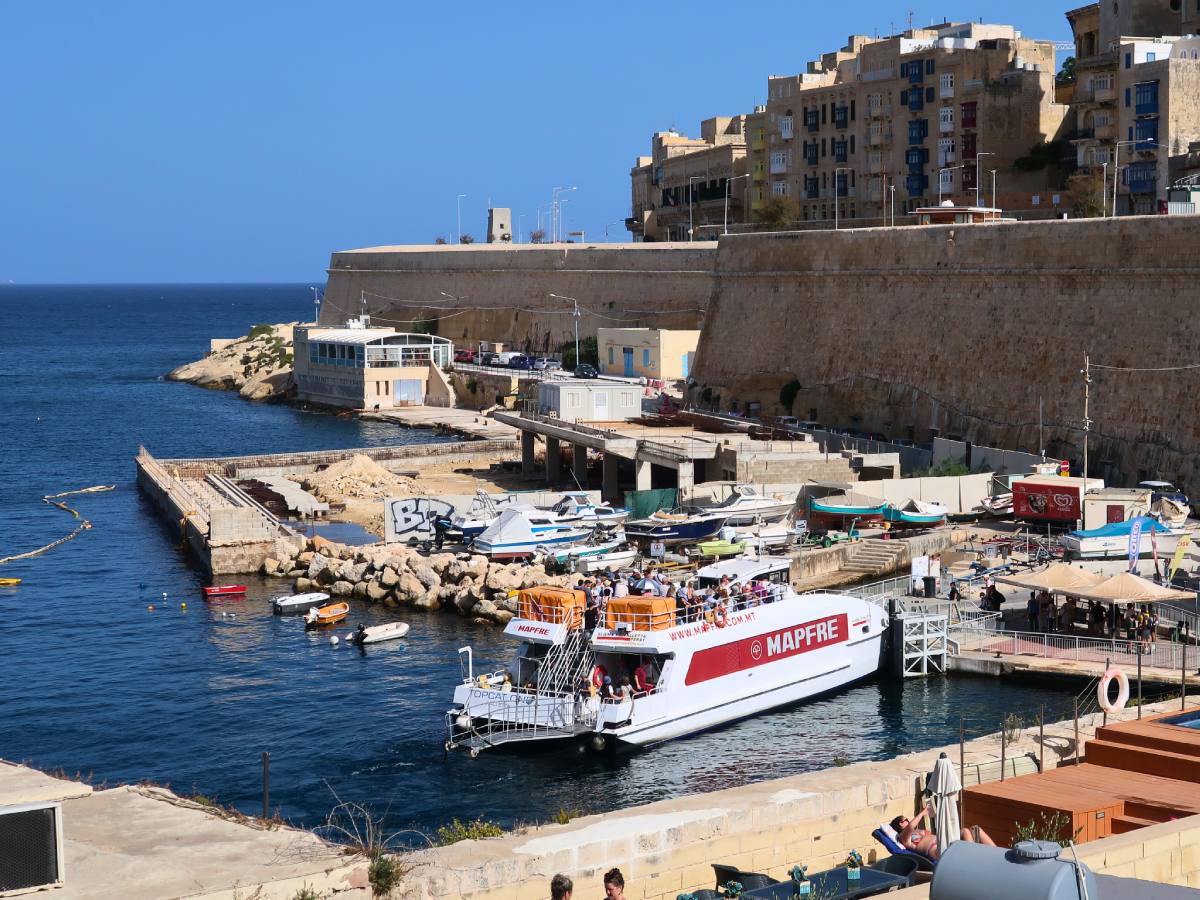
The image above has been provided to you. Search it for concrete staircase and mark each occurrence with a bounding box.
[841,539,909,578]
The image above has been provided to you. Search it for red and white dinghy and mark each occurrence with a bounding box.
[444,556,889,755]
[202,584,247,598]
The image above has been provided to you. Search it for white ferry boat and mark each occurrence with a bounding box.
[443,559,888,756]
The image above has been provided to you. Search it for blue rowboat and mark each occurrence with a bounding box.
[808,495,887,527]
[883,500,948,527]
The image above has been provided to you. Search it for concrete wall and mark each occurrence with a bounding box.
[932,436,1042,477]
[689,216,1200,494]
[850,472,993,515]
[323,244,714,357]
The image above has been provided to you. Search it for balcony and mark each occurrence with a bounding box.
[1127,163,1157,194]
[867,158,884,174]
[1095,123,1116,140]
[804,149,818,166]
[1135,83,1159,116]
[770,160,788,175]
[833,108,849,130]
[805,184,819,200]
[940,84,954,99]
[938,152,956,166]
[751,137,765,151]
[780,117,794,140]
[908,66,924,85]
[939,118,954,134]
[869,188,884,203]
[908,93,924,112]
[1095,85,1115,102]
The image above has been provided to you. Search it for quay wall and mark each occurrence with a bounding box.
[689,215,1200,491]
[397,699,1189,900]
[322,243,715,355]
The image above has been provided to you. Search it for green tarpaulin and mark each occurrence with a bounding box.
[624,488,677,519]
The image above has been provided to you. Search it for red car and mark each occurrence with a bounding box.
[453,348,477,364]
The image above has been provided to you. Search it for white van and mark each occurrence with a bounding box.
[495,351,522,366]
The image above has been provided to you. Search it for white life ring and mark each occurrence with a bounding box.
[1097,667,1130,714]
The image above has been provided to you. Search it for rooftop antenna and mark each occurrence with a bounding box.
[908,10,914,28]
[309,285,321,323]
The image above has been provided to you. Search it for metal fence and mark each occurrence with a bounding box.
[949,624,1194,672]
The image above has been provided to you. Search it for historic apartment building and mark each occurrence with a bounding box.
[628,117,748,241]
[1067,1,1200,214]
[628,21,1068,234]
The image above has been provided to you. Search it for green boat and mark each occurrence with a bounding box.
[696,538,746,558]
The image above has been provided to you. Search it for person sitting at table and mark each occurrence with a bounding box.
[890,805,996,860]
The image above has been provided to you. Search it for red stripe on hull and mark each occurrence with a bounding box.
[684,613,849,685]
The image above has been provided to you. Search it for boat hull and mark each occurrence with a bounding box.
[1062,531,1185,560]
[808,505,886,528]
[203,585,247,598]
[721,502,795,527]
[273,592,331,614]
[571,549,639,574]
[625,517,728,545]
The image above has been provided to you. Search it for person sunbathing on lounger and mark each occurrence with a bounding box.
[890,805,996,860]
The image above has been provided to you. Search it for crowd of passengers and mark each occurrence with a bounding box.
[577,570,788,629]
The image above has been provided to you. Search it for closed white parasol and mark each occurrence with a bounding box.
[927,752,963,856]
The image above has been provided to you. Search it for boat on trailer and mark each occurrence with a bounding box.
[808,494,887,528]
[883,499,948,528]
[696,483,795,526]
[444,579,888,756]
[624,506,733,545]
[1061,515,1189,560]
[473,509,592,560]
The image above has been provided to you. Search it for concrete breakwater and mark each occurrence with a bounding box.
[267,535,579,625]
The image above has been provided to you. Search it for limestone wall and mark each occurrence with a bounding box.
[323,243,714,357]
[689,216,1200,490]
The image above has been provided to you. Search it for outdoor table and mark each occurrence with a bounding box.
[743,866,909,899]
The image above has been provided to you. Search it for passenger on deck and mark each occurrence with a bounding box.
[618,676,634,700]
[601,675,618,701]
[500,672,513,692]
[891,806,996,860]
[612,576,629,599]
[633,662,655,694]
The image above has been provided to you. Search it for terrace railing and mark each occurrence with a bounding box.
[948,624,1193,671]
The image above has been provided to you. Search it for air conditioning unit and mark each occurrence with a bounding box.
[0,802,65,896]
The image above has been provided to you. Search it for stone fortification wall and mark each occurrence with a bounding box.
[690,216,1200,490]
[323,243,715,357]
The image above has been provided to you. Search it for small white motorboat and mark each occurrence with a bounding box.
[273,591,331,615]
[348,622,410,645]
[734,522,793,550]
[571,546,640,574]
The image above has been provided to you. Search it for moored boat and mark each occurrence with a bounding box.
[1061,516,1188,560]
[696,538,746,558]
[808,494,887,528]
[697,483,795,526]
[444,578,888,756]
[734,522,794,550]
[570,547,639,574]
[624,506,732,545]
[348,621,410,644]
[883,499,949,528]
[474,509,592,560]
[203,584,247,598]
[273,591,331,614]
[0,578,21,587]
[304,601,350,630]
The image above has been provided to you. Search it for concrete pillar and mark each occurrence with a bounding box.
[572,443,589,486]
[545,437,561,485]
[676,461,695,500]
[521,431,537,477]
[635,459,652,492]
[603,454,620,503]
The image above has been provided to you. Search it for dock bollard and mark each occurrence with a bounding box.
[262,751,270,819]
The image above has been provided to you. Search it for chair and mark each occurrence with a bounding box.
[711,863,780,891]
[871,825,936,872]
[867,853,921,885]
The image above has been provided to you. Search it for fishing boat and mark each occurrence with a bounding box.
[273,591,331,614]
[304,601,350,630]
[696,538,746,558]
[444,578,888,756]
[474,509,592,560]
[546,493,630,526]
[0,578,21,587]
[884,499,949,528]
[697,483,795,526]
[808,494,887,528]
[1061,516,1189,560]
[348,621,410,645]
[203,584,247,599]
[624,506,733,545]
[543,531,634,572]
[570,547,639,574]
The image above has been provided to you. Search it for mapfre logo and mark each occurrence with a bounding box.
[685,613,849,685]
[750,640,763,660]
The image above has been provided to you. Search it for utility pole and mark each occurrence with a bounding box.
[456,194,467,243]
[549,293,581,369]
[1082,354,1092,479]
[688,175,701,241]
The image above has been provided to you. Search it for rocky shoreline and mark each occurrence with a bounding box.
[264,534,581,625]
[168,322,298,401]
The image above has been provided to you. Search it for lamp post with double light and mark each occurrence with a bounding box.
[938,165,965,205]
[974,152,994,208]
[548,293,581,371]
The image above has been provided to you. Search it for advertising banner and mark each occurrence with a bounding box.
[1012,481,1079,521]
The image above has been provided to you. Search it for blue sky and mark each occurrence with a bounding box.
[1,1,1072,283]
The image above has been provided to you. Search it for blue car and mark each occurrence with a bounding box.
[508,354,533,370]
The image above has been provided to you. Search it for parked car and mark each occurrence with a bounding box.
[479,351,500,367]
[508,354,533,370]
[454,348,477,364]
[531,357,562,371]
[574,364,599,379]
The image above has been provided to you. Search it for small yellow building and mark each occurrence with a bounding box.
[597,328,700,380]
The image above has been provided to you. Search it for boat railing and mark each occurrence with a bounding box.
[948,623,1191,669]
[601,589,792,633]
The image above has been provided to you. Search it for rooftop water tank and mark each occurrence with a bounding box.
[930,840,1097,900]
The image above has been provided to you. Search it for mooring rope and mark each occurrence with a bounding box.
[0,485,116,565]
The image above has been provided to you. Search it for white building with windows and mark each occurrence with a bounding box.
[537,381,641,423]
[293,317,453,410]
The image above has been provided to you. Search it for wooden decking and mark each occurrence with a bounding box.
[963,709,1200,848]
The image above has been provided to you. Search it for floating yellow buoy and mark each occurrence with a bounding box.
[180,602,187,609]
[148,605,155,611]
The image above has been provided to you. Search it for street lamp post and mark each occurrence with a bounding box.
[888,182,896,227]
[552,186,577,242]
[456,194,467,243]
[309,286,321,324]
[989,170,998,219]
[975,152,995,208]
[1101,162,1108,217]
[938,165,965,205]
[604,220,623,242]
[688,175,702,241]
[549,293,581,371]
[724,174,751,235]
[834,167,854,230]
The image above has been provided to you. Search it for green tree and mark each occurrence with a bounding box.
[459,234,475,244]
[1057,56,1076,83]
[1067,169,1106,217]
[434,236,447,245]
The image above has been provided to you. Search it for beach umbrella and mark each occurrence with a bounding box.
[926,752,962,856]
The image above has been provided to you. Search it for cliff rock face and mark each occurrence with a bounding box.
[169,323,299,401]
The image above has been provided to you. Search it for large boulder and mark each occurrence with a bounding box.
[410,560,441,591]
[330,580,354,597]
[294,576,314,593]
[262,557,280,576]
[411,590,442,610]
[464,555,490,582]
[395,571,426,602]
[352,581,369,599]
[484,563,524,594]
[491,609,515,625]
[366,579,391,602]
[518,565,549,589]
[339,561,370,584]
[307,552,331,580]
[379,566,400,589]
[310,534,339,555]
[451,577,481,615]
[427,552,457,574]
[297,551,315,567]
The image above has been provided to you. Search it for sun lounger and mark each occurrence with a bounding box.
[871,824,936,872]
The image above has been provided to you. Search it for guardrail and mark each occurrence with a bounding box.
[157,438,516,474]
[949,624,1192,671]
[516,411,625,440]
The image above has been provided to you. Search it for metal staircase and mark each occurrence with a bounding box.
[445,623,599,756]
